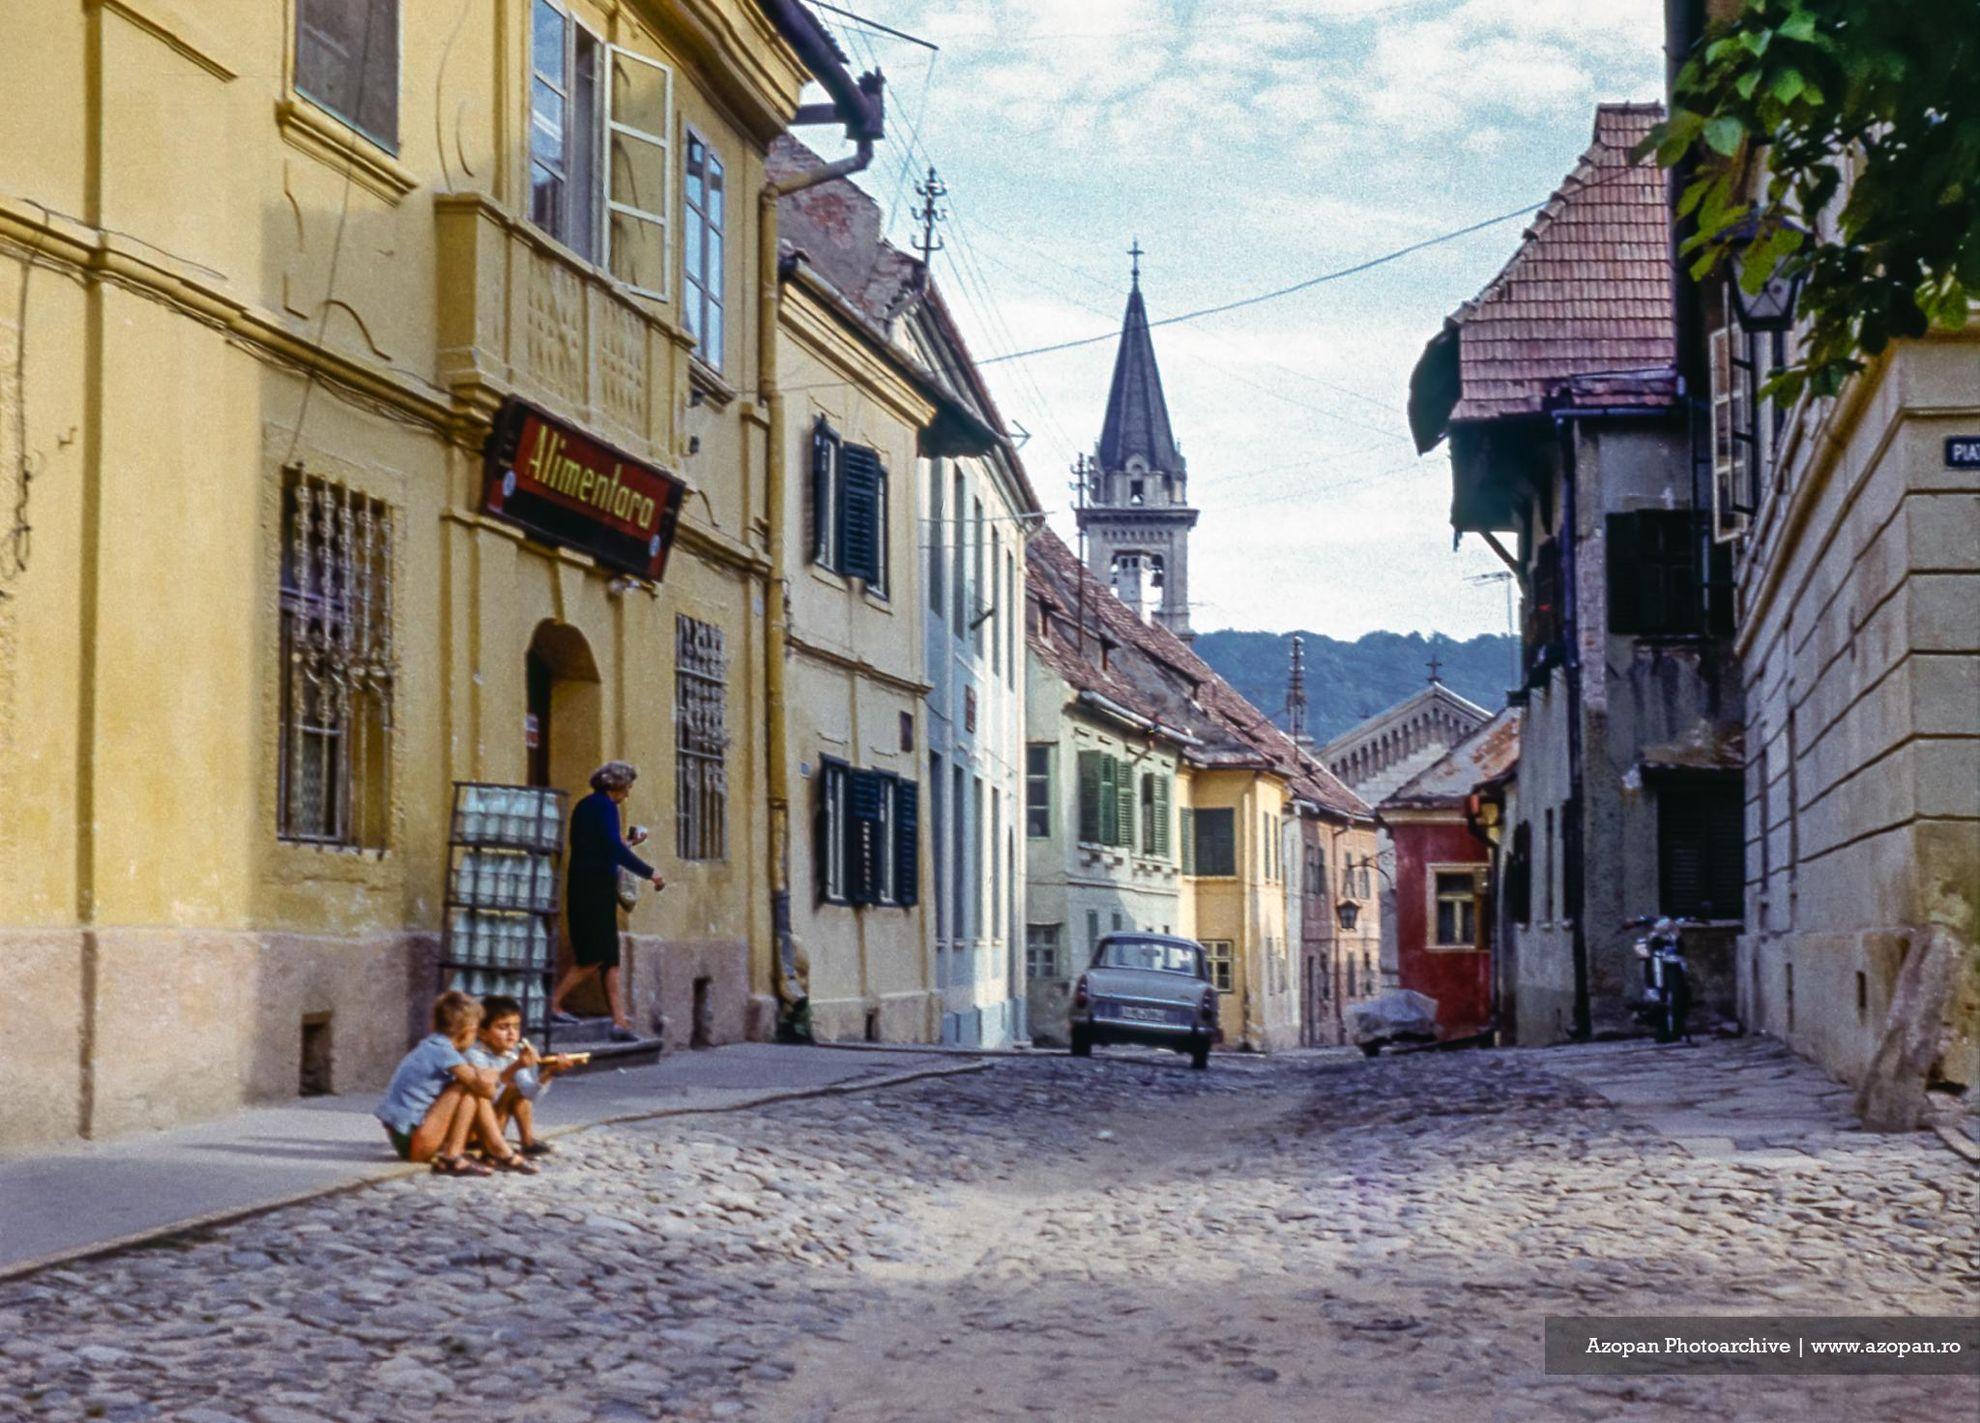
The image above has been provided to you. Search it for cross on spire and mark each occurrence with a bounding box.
[1128,238,1143,286]
[1427,654,1444,684]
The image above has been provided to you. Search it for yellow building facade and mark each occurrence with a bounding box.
[1182,768,1299,1051]
[0,0,873,1148]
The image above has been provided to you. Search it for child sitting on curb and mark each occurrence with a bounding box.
[464,995,583,1158]
[375,991,539,1177]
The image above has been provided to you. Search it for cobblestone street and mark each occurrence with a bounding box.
[3,1040,1973,1423]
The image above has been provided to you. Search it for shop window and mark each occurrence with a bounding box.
[1026,923,1062,981]
[1433,869,1479,947]
[528,0,602,262]
[683,131,725,368]
[296,0,399,151]
[279,472,396,849]
[674,615,727,861]
[809,419,888,593]
[817,759,917,908]
[1193,809,1236,877]
[1657,776,1743,921]
[1202,939,1234,994]
[1025,745,1052,838]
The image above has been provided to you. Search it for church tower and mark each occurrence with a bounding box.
[1077,244,1198,640]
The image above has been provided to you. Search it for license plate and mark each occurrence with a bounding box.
[1118,1005,1169,1023]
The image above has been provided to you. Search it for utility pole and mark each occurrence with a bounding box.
[912,165,946,283]
[1069,453,1089,657]
[1285,634,1308,745]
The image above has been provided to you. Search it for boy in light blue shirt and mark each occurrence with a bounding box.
[376,991,537,1176]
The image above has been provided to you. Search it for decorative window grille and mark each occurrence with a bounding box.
[279,471,397,848]
[675,615,727,860]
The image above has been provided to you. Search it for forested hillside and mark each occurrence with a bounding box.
[1193,630,1518,744]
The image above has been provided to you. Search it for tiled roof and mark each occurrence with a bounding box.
[1025,531,1372,822]
[1446,103,1676,423]
[1381,706,1523,811]
[771,136,922,337]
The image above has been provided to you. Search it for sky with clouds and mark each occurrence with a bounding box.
[800,0,1668,639]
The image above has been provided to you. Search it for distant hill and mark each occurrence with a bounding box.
[1193,630,1519,745]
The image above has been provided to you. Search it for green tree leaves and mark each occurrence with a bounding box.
[1642,0,1980,403]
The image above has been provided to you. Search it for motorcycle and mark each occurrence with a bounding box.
[1623,915,1697,1043]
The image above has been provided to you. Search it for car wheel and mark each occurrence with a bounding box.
[1070,1026,1093,1058]
[1360,1041,1382,1058]
[1189,1041,1210,1071]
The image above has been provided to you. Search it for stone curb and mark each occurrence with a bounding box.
[0,1058,989,1285]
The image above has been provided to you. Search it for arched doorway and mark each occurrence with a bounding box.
[526,622,607,1016]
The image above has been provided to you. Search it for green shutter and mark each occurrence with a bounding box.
[1098,754,1118,845]
[1079,751,1102,844]
[1180,807,1195,875]
[1153,777,1171,858]
[1115,759,1135,849]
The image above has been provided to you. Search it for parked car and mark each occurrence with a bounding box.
[1069,933,1221,1070]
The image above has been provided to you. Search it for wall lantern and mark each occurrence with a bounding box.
[1336,899,1361,932]
[1728,220,1807,335]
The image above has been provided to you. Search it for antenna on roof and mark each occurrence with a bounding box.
[912,166,946,287]
[1285,635,1309,747]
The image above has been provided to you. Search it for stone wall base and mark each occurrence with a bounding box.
[618,936,751,1050]
[809,990,936,1045]
[0,926,436,1153]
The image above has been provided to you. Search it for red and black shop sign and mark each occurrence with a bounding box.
[482,399,687,582]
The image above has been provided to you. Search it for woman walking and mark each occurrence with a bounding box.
[551,761,663,1042]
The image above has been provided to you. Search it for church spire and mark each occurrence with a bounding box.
[1097,249,1179,474]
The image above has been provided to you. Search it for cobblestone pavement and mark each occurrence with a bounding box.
[2,1040,1973,1423]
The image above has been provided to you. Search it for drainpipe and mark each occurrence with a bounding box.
[1555,413,1592,1040]
[759,66,884,1036]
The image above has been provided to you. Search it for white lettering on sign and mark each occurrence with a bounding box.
[1946,437,1980,468]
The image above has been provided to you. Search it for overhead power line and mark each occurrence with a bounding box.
[974,199,1555,367]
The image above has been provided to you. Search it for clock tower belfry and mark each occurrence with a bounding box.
[1075,244,1199,641]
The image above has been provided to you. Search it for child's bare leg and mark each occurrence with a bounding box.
[407,1085,475,1163]
[471,1096,517,1159]
[493,1087,523,1136]
[510,1095,537,1147]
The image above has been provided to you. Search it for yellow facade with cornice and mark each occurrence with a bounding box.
[0,0,809,1147]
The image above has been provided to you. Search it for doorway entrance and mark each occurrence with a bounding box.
[526,622,605,1015]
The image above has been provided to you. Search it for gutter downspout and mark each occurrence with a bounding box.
[1555,412,1592,1040]
[760,124,879,1039]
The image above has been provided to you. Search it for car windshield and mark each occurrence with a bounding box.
[1096,938,1202,976]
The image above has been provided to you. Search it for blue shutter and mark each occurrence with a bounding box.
[840,444,883,585]
[894,779,919,908]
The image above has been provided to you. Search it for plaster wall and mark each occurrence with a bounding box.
[1736,336,1980,1091]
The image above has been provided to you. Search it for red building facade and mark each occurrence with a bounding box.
[1377,709,1520,1041]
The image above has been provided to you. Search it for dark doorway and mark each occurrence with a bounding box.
[692,976,713,1048]
[299,1014,334,1096]
[527,648,552,789]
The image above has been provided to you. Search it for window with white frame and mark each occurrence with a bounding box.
[683,131,725,369]
[1202,939,1234,994]
[279,471,397,848]
[296,0,399,151]
[529,0,601,261]
[674,615,727,860]
[1433,869,1479,947]
[605,46,670,297]
[1026,923,1061,980]
[1025,744,1051,838]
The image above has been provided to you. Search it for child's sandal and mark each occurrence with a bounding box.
[520,1139,556,1157]
[431,1153,492,1177]
[490,1153,540,1175]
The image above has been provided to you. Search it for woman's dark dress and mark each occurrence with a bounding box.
[566,789,655,969]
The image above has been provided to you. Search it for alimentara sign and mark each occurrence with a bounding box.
[483,399,687,581]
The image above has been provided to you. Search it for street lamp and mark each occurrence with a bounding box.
[1727,220,1807,334]
[1335,899,1360,932]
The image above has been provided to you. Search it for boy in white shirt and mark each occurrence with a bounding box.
[464,995,582,1157]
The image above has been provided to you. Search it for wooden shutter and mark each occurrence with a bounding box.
[1115,761,1135,849]
[1078,751,1102,844]
[1180,806,1195,875]
[840,444,883,585]
[1657,775,1743,919]
[1097,754,1118,845]
[847,768,886,906]
[811,420,837,567]
[1152,776,1171,858]
[894,779,919,908]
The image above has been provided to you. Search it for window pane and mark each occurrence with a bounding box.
[706,152,724,228]
[610,129,665,213]
[704,304,722,370]
[532,0,565,86]
[685,208,704,283]
[296,0,399,150]
[610,51,667,137]
[532,79,566,168]
[530,165,564,234]
[609,210,665,293]
[569,32,600,260]
[706,230,722,296]
[686,136,705,210]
